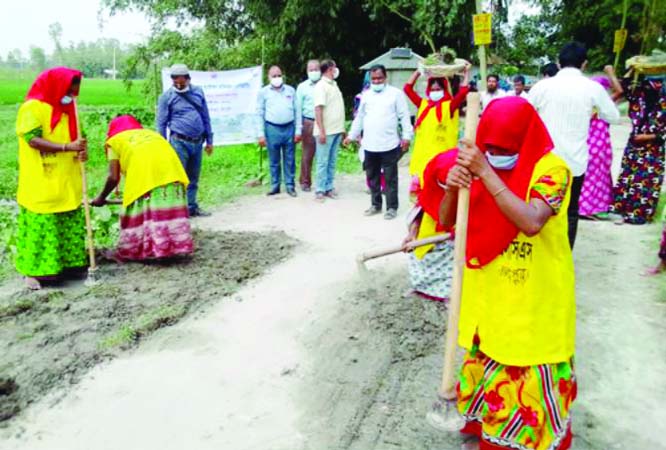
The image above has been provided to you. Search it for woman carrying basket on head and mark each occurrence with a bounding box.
[401,64,470,301]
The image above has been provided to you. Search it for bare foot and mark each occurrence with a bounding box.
[24,277,41,290]
[102,250,125,265]
[644,262,666,276]
[461,437,480,450]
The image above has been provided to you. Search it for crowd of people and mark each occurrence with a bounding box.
[11,39,666,450]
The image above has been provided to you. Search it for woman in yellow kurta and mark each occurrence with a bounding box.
[402,67,469,301]
[15,67,88,290]
[426,97,576,450]
[91,115,192,261]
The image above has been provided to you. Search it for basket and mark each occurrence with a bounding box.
[625,50,666,75]
[419,58,470,78]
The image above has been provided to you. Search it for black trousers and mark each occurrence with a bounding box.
[567,175,585,249]
[365,147,401,210]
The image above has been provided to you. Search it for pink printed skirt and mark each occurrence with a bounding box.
[118,183,194,261]
[579,118,613,216]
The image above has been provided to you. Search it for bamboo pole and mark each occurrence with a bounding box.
[476,0,488,91]
[613,0,630,72]
[438,93,480,400]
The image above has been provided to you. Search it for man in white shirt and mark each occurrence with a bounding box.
[529,42,620,248]
[508,75,528,98]
[344,65,413,220]
[480,74,506,111]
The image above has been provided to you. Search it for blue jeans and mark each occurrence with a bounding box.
[265,122,296,191]
[170,136,203,214]
[315,133,342,194]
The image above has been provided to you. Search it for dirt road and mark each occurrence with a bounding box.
[2,120,665,450]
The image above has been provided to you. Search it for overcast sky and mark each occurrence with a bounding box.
[1,0,152,57]
[1,1,538,59]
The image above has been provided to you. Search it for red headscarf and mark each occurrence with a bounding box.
[26,67,82,141]
[419,97,554,268]
[106,115,143,140]
[414,77,453,129]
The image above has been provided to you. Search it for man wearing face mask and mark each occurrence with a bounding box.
[313,59,346,202]
[295,59,320,192]
[256,65,302,197]
[157,64,214,217]
[345,65,413,219]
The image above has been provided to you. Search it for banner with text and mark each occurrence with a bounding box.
[162,66,262,146]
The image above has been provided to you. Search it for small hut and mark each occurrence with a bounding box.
[360,47,425,115]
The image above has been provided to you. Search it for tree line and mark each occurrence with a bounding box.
[0,22,143,79]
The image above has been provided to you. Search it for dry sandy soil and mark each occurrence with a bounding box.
[1,119,665,450]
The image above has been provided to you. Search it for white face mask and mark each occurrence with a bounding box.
[429,91,444,102]
[333,67,340,79]
[270,76,284,88]
[308,71,321,82]
[60,95,73,105]
[370,83,385,93]
[174,85,190,93]
[487,153,519,170]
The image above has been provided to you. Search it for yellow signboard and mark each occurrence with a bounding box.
[473,13,493,46]
[614,29,628,53]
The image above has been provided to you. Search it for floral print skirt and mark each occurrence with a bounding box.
[457,339,576,450]
[611,142,665,224]
[407,240,453,301]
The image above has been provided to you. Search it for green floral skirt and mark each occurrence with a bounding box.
[15,207,88,278]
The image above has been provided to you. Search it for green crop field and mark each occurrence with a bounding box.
[0,74,361,280]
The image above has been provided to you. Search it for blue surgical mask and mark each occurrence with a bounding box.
[60,95,73,105]
[308,71,321,82]
[487,153,519,170]
[371,83,385,93]
[429,91,444,102]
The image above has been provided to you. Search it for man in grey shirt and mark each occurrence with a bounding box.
[157,64,214,217]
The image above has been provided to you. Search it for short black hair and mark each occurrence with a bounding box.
[428,78,445,90]
[513,75,525,84]
[368,64,387,77]
[487,74,500,82]
[320,59,336,74]
[541,63,559,77]
[559,42,587,69]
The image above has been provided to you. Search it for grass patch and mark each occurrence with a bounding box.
[99,325,137,349]
[0,298,35,319]
[99,305,188,350]
[0,75,147,107]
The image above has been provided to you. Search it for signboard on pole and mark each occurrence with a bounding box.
[613,29,628,53]
[473,13,493,46]
[162,66,262,146]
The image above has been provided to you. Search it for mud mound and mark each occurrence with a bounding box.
[0,229,296,423]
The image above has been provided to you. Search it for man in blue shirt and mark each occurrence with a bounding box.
[157,64,214,217]
[257,65,302,197]
[295,60,320,192]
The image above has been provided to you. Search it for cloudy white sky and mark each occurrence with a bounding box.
[1,0,538,59]
[1,0,152,57]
